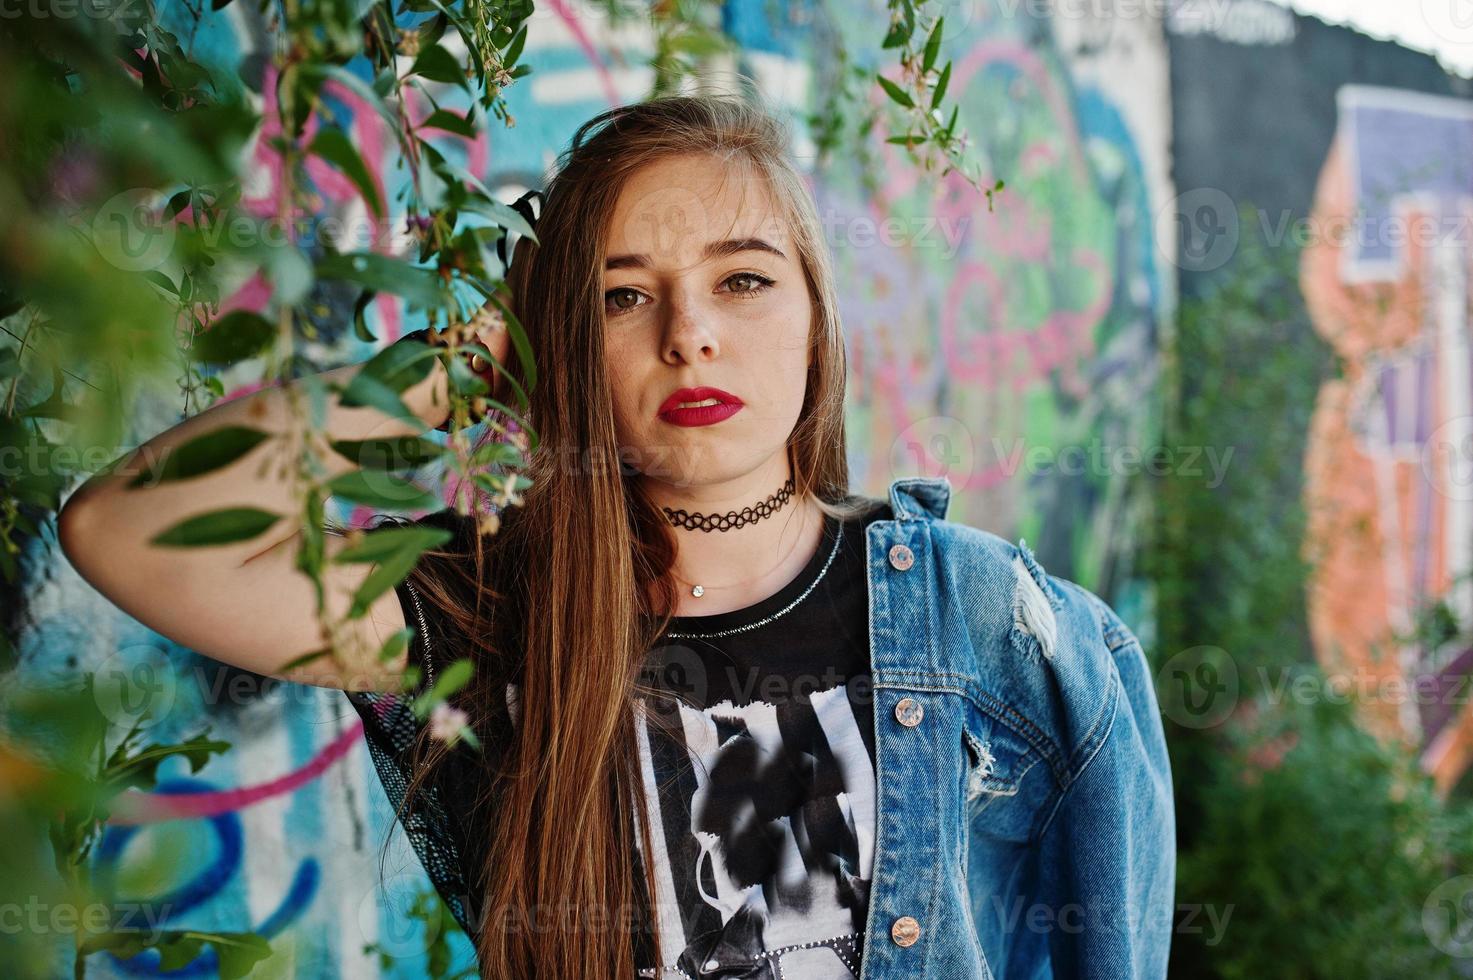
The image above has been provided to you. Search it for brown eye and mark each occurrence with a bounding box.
[605,287,646,315]
[722,272,775,296]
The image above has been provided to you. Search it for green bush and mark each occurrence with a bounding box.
[1153,209,1473,977]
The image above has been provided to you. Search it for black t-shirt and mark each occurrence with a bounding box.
[343,497,890,978]
[634,500,886,979]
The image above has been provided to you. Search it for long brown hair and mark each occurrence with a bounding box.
[387,90,874,979]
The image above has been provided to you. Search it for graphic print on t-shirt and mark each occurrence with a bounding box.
[633,502,885,980]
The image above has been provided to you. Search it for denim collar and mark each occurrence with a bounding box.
[887,476,952,523]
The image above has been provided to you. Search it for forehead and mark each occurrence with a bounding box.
[603,153,792,262]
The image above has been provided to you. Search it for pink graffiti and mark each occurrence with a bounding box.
[854,38,1112,493]
[105,719,365,825]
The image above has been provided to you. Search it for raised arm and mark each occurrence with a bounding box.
[56,326,504,693]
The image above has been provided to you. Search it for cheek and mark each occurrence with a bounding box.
[604,351,640,434]
[769,298,814,382]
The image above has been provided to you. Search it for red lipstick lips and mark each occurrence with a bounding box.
[657,386,744,427]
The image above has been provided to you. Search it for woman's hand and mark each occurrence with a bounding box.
[432,305,511,426]
[464,305,510,405]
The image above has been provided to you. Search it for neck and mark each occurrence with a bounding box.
[643,460,825,617]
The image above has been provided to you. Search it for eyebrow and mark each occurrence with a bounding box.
[604,237,787,271]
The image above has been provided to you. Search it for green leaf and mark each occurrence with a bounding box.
[412,657,474,719]
[483,289,537,393]
[303,66,401,149]
[410,44,469,91]
[923,17,945,73]
[191,309,276,365]
[342,527,448,617]
[352,289,377,342]
[276,647,331,673]
[504,24,527,66]
[103,731,232,792]
[329,436,448,470]
[144,270,179,295]
[151,508,283,547]
[299,489,326,592]
[20,364,69,420]
[417,11,449,47]
[377,626,414,664]
[931,60,952,110]
[450,724,481,750]
[79,930,151,960]
[325,470,440,513]
[128,426,270,487]
[372,64,396,98]
[317,252,443,310]
[277,62,327,140]
[309,128,384,220]
[470,440,525,468]
[877,75,915,109]
[208,932,274,980]
[460,198,539,245]
[420,108,476,139]
[352,333,441,395]
[432,152,496,204]
[334,372,418,425]
[155,935,206,971]
[665,27,729,57]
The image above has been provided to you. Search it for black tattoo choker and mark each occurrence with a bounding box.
[661,478,796,533]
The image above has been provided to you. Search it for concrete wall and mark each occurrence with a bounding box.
[17,1,1173,974]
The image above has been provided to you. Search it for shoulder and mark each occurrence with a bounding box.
[927,516,1124,657]
[925,517,1135,779]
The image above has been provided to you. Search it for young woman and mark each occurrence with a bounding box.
[59,94,1175,980]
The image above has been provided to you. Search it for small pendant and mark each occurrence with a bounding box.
[691,584,704,598]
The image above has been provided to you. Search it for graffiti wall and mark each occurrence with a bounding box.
[17,0,1170,974]
[1168,1,1473,794]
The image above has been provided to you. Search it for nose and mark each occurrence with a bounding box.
[660,289,720,365]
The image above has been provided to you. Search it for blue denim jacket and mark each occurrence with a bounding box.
[858,476,1175,979]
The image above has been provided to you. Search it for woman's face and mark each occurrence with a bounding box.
[601,153,813,489]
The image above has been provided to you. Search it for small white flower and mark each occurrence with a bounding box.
[429,701,470,743]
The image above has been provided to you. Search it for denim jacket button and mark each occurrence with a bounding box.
[894,697,925,727]
[888,544,914,570]
[891,915,922,947]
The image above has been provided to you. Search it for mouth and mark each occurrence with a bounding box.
[657,386,744,427]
